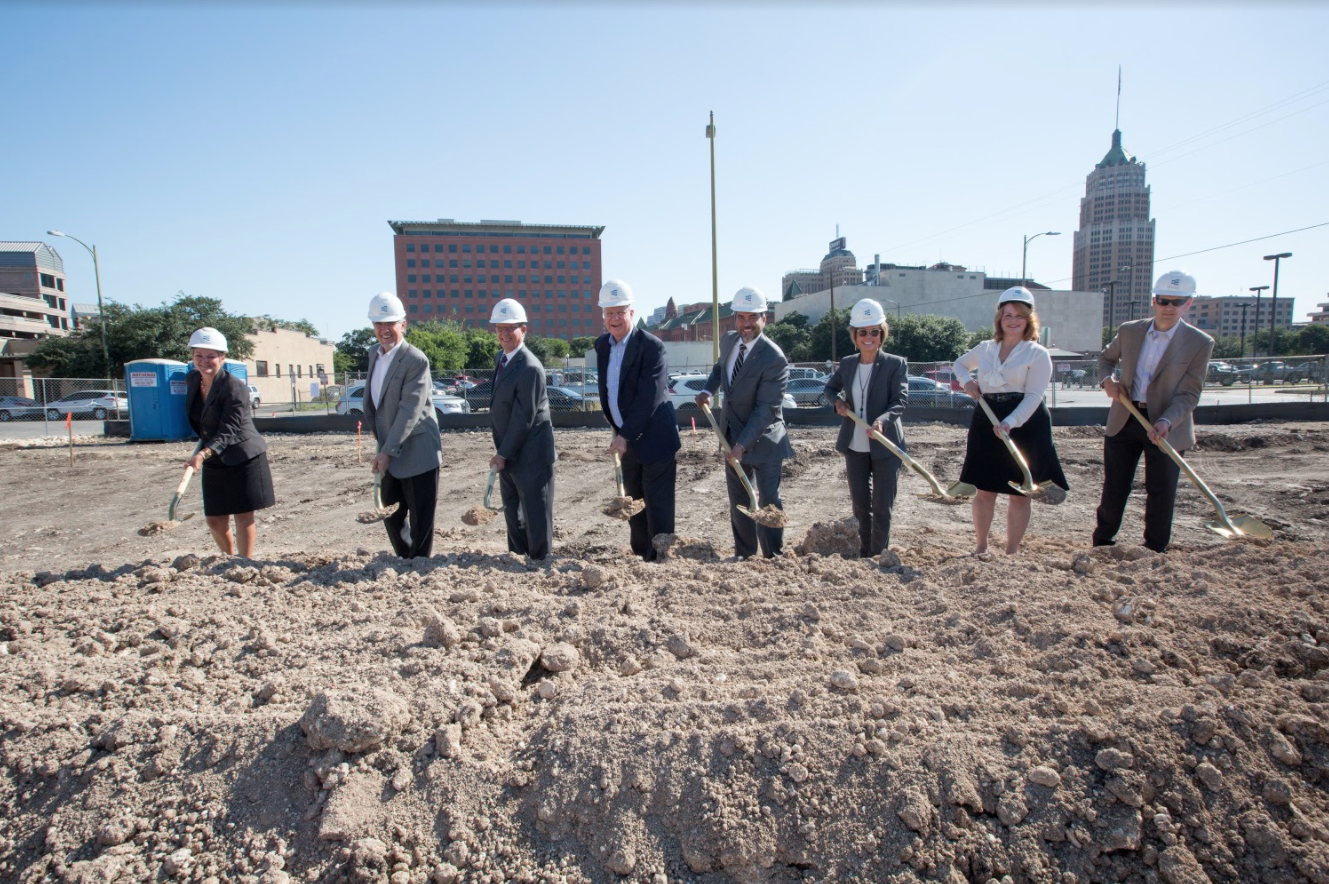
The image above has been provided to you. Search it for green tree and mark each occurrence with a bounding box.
[254,315,320,337]
[969,329,992,350]
[765,314,811,361]
[335,328,376,373]
[464,328,500,370]
[802,308,854,364]
[405,320,469,373]
[29,292,253,377]
[569,336,597,355]
[886,314,972,363]
[1291,324,1329,356]
[1209,335,1243,359]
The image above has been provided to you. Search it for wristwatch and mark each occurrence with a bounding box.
[202,448,214,460]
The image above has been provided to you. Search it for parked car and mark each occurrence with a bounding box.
[247,384,262,409]
[1288,361,1326,383]
[337,384,471,420]
[786,377,831,407]
[1207,361,1254,386]
[924,368,964,391]
[459,379,493,411]
[666,374,797,412]
[907,376,974,408]
[44,389,127,420]
[788,367,826,381]
[0,395,42,422]
[547,386,592,411]
[1250,361,1306,385]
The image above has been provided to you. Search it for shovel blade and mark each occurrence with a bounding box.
[1206,515,1274,541]
[945,481,977,498]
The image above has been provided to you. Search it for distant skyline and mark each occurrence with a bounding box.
[2,4,1326,346]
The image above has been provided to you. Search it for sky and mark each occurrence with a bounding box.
[3,2,1328,344]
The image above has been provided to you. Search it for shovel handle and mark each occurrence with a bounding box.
[976,395,1039,493]
[1117,398,1236,533]
[168,441,205,521]
[483,464,500,510]
[613,449,628,497]
[835,392,952,497]
[700,401,760,512]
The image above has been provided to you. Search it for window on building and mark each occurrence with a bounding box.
[406,244,415,252]
[463,245,471,252]
[407,275,416,283]
[434,245,443,252]
[276,364,282,377]
[408,289,417,296]
[56,279,64,291]
[489,245,498,253]
[543,246,552,255]
[256,361,268,377]
[517,246,526,254]
[503,245,512,254]
[449,244,457,252]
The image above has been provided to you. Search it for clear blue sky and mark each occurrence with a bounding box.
[4,3,1327,343]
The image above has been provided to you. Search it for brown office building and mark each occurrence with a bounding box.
[388,219,604,338]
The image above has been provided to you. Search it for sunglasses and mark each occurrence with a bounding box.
[1154,297,1190,307]
[854,329,883,338]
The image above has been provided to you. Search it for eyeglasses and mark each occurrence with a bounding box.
[854,329,883,338]
[1154,297,1189,307]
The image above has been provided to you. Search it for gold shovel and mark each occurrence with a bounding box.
[700,401,787,527]
[976,396,1066,505]
[462,465,504,526]
[167,441,204,523]
[1119,398,1273,540]
[836,392,973,504]
[603,450,645,520]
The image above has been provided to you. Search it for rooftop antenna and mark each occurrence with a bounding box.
[1115,65,1122,130]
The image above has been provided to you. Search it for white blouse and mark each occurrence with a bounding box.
[952,339,1052,428]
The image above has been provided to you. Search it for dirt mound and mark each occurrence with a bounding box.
[2,423,1328,883]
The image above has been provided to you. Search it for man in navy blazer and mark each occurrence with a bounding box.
[697,286,794,558]
[594,279,680,561]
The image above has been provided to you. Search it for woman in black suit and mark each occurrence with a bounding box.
[184,327,274,557]
[823,299,909,557]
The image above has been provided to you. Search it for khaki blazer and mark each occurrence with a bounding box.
[1098,319,1214,451]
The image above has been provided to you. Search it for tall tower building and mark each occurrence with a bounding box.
[1071,129,1156,328]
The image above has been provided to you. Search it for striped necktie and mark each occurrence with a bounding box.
[733,343,747,380]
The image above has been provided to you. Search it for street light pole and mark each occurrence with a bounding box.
[1248,286,1269,355]
[1263,253,1291,357]
[1239,303,1249,359]
[1102,278,1119,340]
[1021,230,1060,288]
[47,230,111,385]
[705,111,719,363]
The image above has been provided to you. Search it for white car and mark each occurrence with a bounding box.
[667,374,797,412]
[247,384,261,409]
[44,389,128,420]
[337,384,471,420]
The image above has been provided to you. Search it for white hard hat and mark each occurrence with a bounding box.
[1152,270,1197,298]
[730,286,768,313]
[489,298,528,324]
[849,299,887,328]
[188,327,228,352]
[997,286,1035,309]
[598,279,634,309]
[368,291,407,323]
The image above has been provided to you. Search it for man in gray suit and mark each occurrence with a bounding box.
[1094,270,1214,553]
[696,286,794,558]
[488,298,556,560]
[363,292,441,559]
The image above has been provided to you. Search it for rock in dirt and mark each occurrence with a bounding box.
[424,614,461,649]
[300,688,411,754]
[651,533,717,561]
[541,642,580,673]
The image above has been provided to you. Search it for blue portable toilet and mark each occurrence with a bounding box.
[125,359,194,442]
[223,359,248,384]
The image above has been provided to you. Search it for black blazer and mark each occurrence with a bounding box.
[185,368,267,465]
[823,351,909,460]
[595,329,681,465]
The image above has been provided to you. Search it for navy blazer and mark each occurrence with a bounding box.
[490,346,556,472]
[595,329,681,465]
[185,368,267,465]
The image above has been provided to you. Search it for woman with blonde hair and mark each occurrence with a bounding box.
[953,287,1067,555]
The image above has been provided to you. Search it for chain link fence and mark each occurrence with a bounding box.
[0,377,128,433]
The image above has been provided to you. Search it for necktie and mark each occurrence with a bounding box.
[495,353,508,383]
[733,343,747,379]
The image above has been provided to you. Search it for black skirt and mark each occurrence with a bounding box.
[202,452,276,517]
[959,395,1069,495]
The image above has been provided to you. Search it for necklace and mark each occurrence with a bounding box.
[856,360,872,421]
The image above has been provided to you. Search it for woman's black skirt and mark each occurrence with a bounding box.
[202,452,276,517]
[959,394,1069,495]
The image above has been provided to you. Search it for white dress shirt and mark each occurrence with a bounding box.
[1130,320,1181,404]
[370,338,404,408]
[952,339,1052,428]
[725,334,762,384]
[605,328,633,428]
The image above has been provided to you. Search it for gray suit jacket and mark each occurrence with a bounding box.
[824,351,909,459]
[363,341,442,479]
[1098,319,1214,451]
[703,332,793,464]
[490,346,556,472]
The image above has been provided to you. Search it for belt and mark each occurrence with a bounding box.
[984,393,1023,403]
[1132,401,1149,412]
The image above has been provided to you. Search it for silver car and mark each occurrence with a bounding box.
[338,383,471,420]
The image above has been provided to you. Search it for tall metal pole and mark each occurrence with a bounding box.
[706,112,719,362]
[1239,303,1248,358]
[1103,278,1118,340]
[1021,230,1060,288]
[1248,286,1268,356]
[1263,253,1291,357]
[829,275,836,364]
[48,230,111,386]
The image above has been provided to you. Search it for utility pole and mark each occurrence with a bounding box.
[1249,286,1268,355]
[706,112,719,363]
[1239,303,1249,358]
